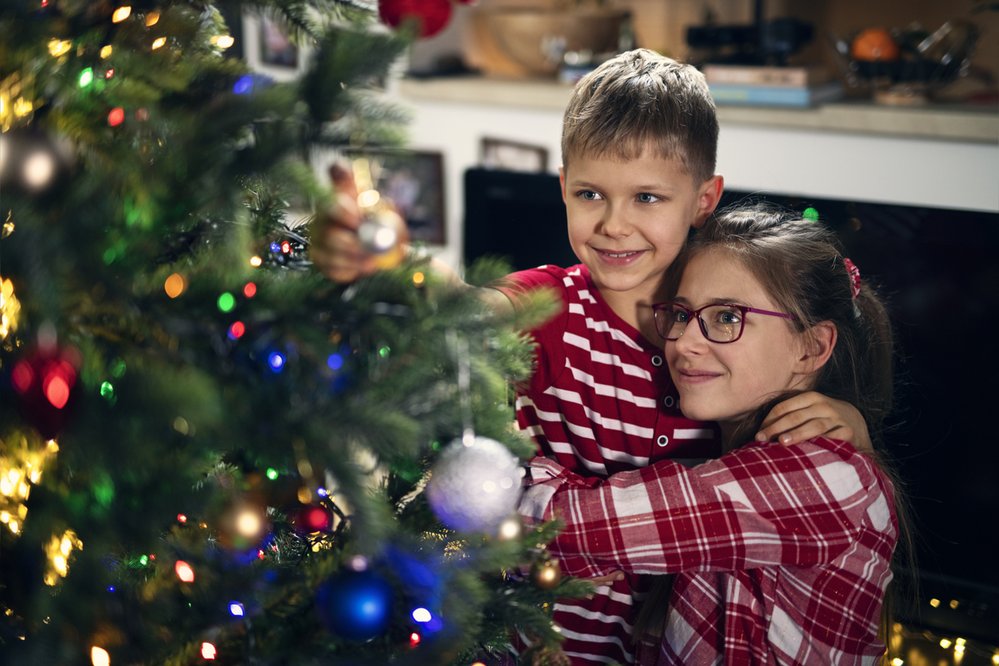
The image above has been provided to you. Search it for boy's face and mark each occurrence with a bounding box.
[560,151,722,310]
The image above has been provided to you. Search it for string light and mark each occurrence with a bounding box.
[163,273,187,298]
[151,37,166,50]
[43,530,83,585]
[174,560,195,583]
[200,642,216,660]
[249,255,263,267]
[145,11,160,27]
[228,602,245,617]
[107,107,125,127]
[242,282,257,298]
[227,321,245,340]
[90,646,111,666]
[217,292,235,312]
[111,6,132,23]
[411,607,432,623]
[48,39,71,57]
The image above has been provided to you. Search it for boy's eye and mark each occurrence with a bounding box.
[577,190,602,201]
[636,192,660,204]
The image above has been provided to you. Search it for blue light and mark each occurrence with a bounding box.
[233,75,254,95]
[327,353,344,371]
[317,487,328,497]
[229,601,245,617]
[107,585,116,593]
[269,242,281,254]
[267,352,286,372]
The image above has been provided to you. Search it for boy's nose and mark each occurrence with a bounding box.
[599,205,631,237]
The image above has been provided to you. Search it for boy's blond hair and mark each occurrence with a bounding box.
[561,48,719,184]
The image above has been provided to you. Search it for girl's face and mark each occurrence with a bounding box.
[665,247,813,437]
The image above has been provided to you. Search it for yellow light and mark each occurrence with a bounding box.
[164,273,186,298]
[940,639,953,649]
[956,638,966,646]
[929,598,940,608]
[950,599,960,609]
[890,659,903,666]
[145,10,160,26]
[991,652,999,665]
[48,39,72,57]
[151,37,166,50]
[200,642,217,660]
[91,646,111,666]
[111,6,132,23]
[412,271,425,286]
[955,644,966,655]
[249,255,263,267]
[235,508,263,537]
[100,45,113,59]
[211,35,235,49]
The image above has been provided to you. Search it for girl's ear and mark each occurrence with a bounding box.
[796,321,837,375]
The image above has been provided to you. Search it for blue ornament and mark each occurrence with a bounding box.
[316,569,394,641]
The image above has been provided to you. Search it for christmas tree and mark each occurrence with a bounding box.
[0,1,587,663]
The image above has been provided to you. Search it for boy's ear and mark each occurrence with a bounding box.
[692,175,724,229]
[558,166,568,203]
[795,321,837,375]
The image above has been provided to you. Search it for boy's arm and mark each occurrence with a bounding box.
[756,392,872,452]
[310,162,515,315]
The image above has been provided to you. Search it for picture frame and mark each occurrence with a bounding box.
[342,148,447,246]
[480,137,549,173]
[241,12,309,81]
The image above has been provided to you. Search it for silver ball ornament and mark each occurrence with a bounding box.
[425,436,523,533]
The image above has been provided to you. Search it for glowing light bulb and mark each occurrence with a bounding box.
[249,255,262,267]
[242,282,257,298]
[151,37,166,50]
[164,273,186,298]
[107,107,125,127]
[145,11,160,26]
[174,560,195,583]
[200,642,216,660]
[411,607,432,623]
[79,68,94,88]
[228,602,244,617]
[267,352,285,372]
[91,646,111,666]
[111,6,132,23]
[22,148,56,190]
[227,321,245,340]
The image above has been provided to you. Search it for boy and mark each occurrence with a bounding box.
[313,49,867,664]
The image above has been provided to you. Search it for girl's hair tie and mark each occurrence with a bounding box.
[843,257,861,300]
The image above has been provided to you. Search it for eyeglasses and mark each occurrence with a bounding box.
[651,301,795,343]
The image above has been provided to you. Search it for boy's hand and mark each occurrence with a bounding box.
[310,163,407,282]
[756,391,873,452]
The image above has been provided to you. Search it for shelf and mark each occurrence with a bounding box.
[398,76,999,145]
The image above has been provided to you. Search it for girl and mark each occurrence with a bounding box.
[519,205,905,665]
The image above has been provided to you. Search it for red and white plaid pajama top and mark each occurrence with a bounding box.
[519,437,898,665]
[500,265,720,664]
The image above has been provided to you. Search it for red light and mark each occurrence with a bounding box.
[108,107,125,127]
[11,361,34,394]
[242,282,257,298]
[228,321,246,340]
[280,240,291,254]
[409,632,421,647]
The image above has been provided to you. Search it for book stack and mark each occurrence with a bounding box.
[703,64,844,108]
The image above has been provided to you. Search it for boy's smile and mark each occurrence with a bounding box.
[560,150,722,336]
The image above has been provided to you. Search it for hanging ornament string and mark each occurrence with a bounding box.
[446,328,475,445]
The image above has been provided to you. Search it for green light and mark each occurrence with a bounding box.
[378,345,391,358]
[94,475,115,507]
[100,381,115,398]
[139,554,149,566]
[78,68,94,88]
[803,207,820,222]
[102,247,118,265]
[217,292,235,312]
[111,359,127,378]
[265,467,279,480]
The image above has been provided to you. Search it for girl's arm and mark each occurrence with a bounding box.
[519,438,895,578]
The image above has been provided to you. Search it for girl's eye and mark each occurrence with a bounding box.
[716,308,743,325]
[671,308,690,323]
[636,192,660,204]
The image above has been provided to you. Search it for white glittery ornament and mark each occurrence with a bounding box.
[426,436,523,533]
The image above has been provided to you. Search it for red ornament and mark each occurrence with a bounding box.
[294,503,335,534]
[378,0,453,38]
[10,344,82,439]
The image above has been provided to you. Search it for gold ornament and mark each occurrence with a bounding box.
[532,557,562,590]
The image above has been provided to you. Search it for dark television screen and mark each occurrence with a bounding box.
[464,167,999,641]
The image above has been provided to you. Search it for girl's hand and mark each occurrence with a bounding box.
[756,391,873,452]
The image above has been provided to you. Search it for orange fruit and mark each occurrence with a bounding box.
[851,28,900,62]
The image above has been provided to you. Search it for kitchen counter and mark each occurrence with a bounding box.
[398,76,998,144]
